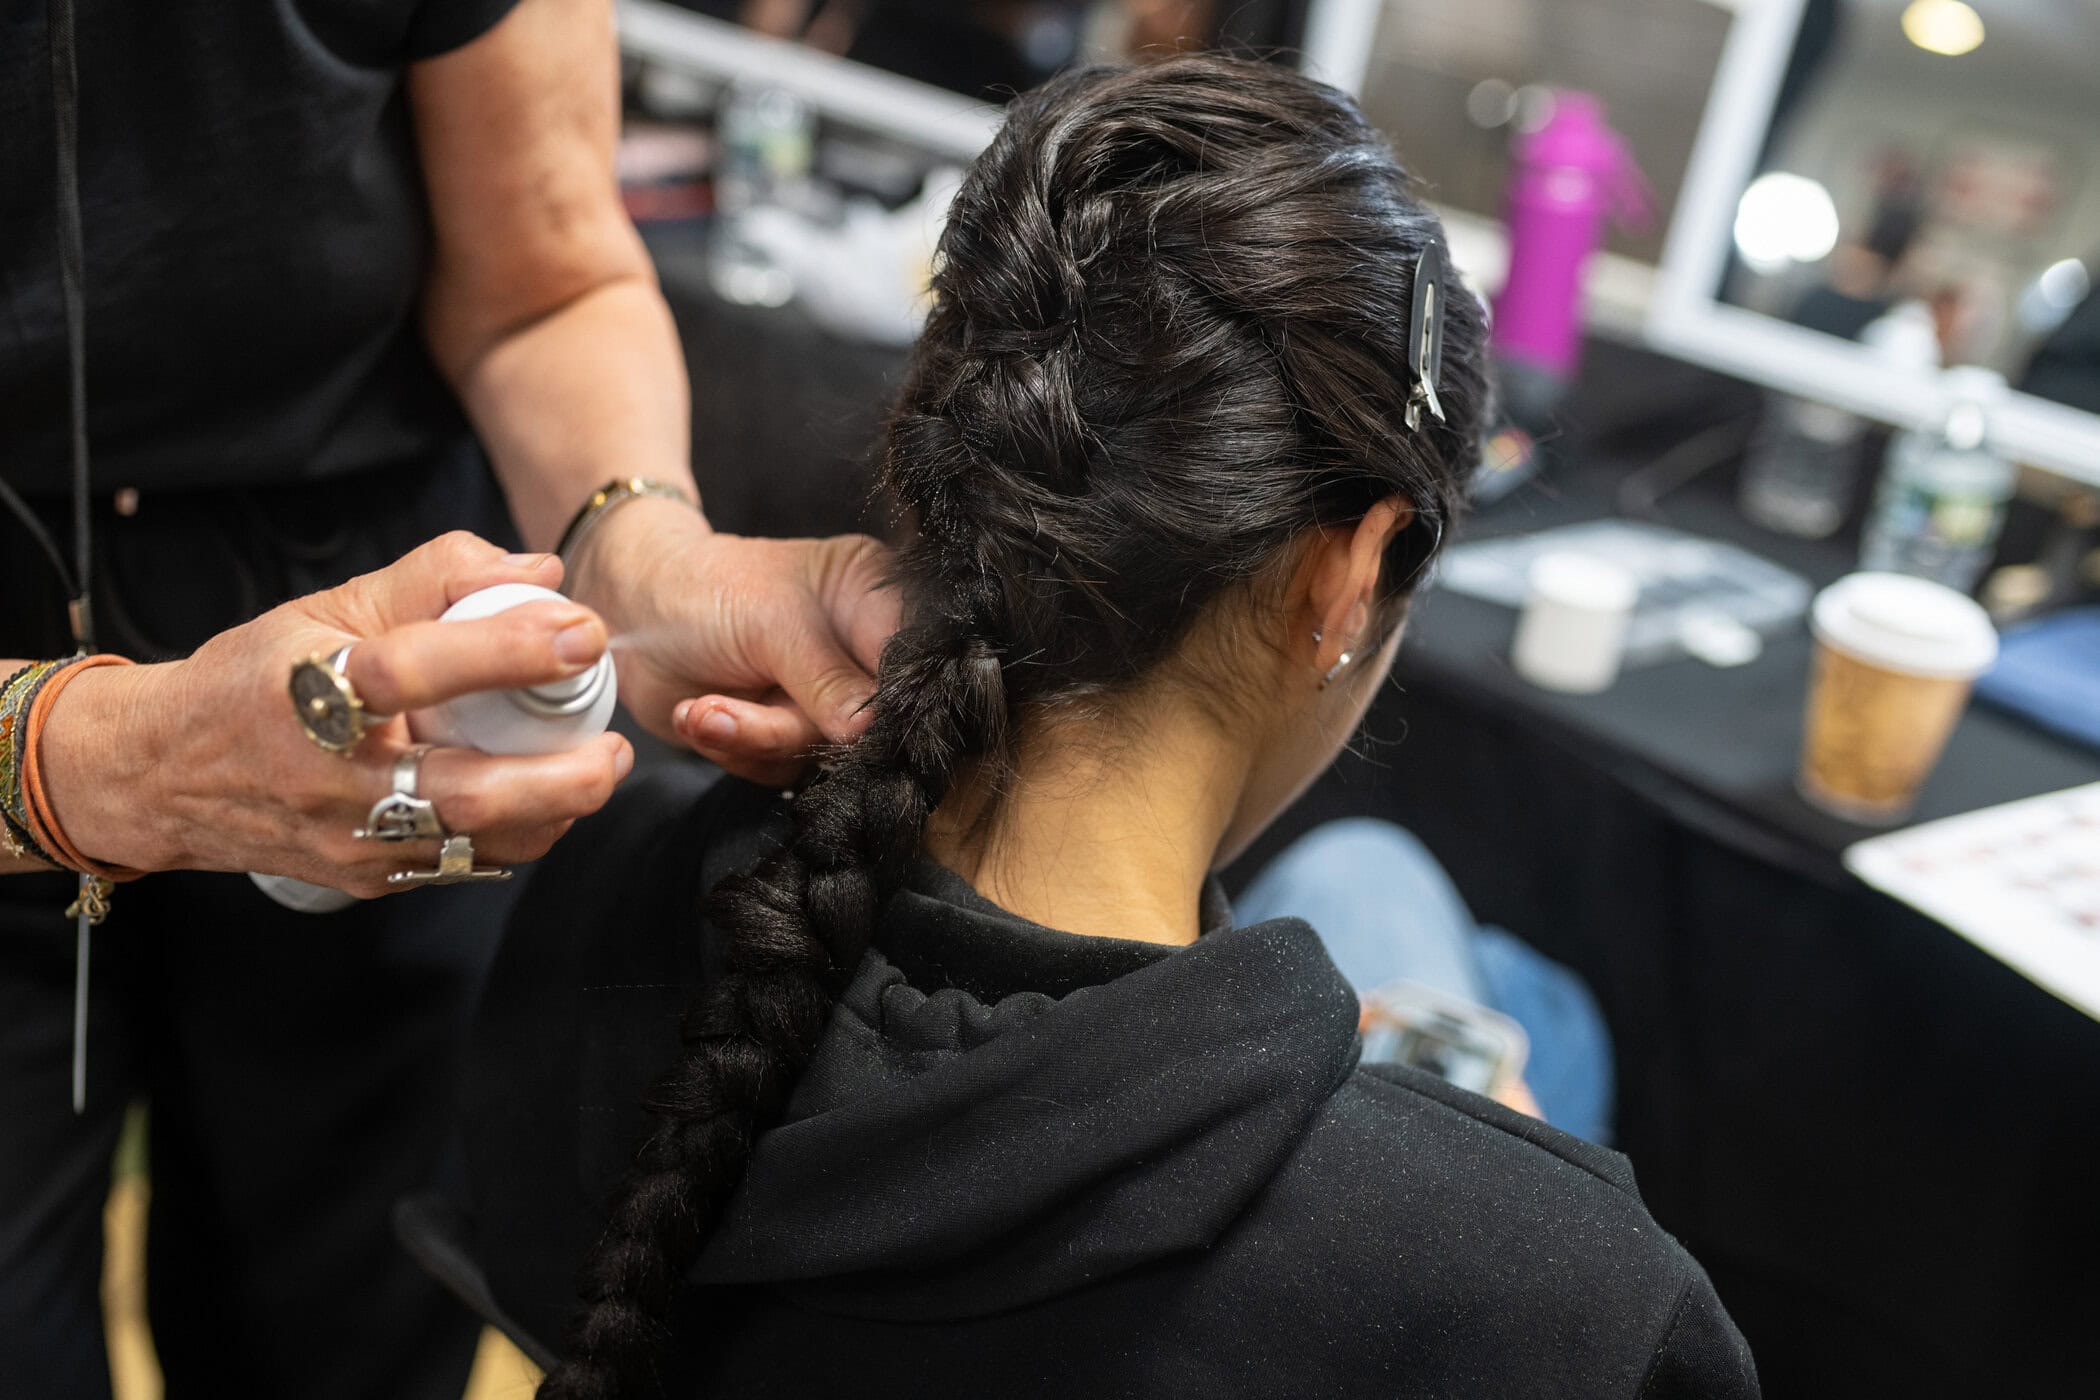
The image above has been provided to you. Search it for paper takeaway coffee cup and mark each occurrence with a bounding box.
[1800,572,1998,824]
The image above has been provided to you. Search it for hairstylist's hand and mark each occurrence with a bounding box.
[564,498,899,787]
[37,532,633,896]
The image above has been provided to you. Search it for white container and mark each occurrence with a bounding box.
[249,873,362,914]
[1511,551,1639,694]
[408,584,619,756]
[251,584,618,913]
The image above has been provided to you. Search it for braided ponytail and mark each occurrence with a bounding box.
[541,582,1011,1399]
[542,53,1488,1397]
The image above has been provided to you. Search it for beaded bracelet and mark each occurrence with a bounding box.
[20,655,144,890]
[0,661,65,867]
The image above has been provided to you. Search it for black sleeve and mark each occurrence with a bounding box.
[1639,1270,1762,1399]
[404,0,526,59]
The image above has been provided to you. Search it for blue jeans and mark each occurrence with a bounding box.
[1237,819,1615,1143]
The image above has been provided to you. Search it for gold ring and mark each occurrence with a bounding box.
[288,645,376,756]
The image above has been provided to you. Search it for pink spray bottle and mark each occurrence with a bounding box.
[1480,92,1649,499]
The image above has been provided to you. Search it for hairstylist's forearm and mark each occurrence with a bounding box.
[452,274,699,554]
[409,0,699,555]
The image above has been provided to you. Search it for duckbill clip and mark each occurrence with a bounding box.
[1406,243,1449,432]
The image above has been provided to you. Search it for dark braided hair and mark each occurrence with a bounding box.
[540,53,1489,1398]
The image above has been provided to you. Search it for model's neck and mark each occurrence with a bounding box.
[923,700,1249,947]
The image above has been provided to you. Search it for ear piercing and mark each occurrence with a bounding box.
[1312,631,1354,689]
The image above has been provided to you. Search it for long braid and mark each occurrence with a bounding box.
[541,53,1489,1398]
[541,574,1012,1399]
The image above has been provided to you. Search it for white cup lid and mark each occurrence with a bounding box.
[1810,572,1998,679]
[1528,551,1638,611]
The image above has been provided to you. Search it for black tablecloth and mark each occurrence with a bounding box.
[660,258,2100,1397]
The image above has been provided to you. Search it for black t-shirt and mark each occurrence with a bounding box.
[0,0,521,497]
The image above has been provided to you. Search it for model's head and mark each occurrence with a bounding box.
[543,53,1487,1398]
[882,56,1488,862]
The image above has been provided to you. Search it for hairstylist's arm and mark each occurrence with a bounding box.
[8,535,631,895]
[411,0,898,787]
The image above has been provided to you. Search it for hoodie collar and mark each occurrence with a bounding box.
[694,866,1361,1320]
[872,859,1235,1001]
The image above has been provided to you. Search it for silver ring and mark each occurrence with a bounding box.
[354,745,446,843]
[388,833,513,888]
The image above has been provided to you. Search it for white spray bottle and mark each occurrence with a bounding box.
[250,583,619,912]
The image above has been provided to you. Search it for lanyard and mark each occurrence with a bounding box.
[0,0,106,1114]
[53,0,97,1116]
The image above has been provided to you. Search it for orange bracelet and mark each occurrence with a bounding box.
[22,654,144,884]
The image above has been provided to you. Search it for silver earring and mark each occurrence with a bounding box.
[1320,650,1355,689]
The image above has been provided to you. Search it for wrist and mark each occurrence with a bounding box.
[565,492,715,628]
[40,662,179,873]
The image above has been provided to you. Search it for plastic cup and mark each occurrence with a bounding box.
[1511,552,1639,694]
[1799,573,1998,824]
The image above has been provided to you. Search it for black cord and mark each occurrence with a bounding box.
[0,476,77,602]
[0,0,89,604]
[46,0,98,1120]
[49,0,95,651]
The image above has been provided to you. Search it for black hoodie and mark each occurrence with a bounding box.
[430,769,1757,1397]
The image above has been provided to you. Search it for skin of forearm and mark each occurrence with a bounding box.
[450,274,700,554]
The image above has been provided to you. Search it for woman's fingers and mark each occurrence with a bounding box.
[826,534,902,678]
[315,735,630,895]
[760,536,894,745]
[333,531,565,626]
[464,818,576,868]
[412,733,633,836]
[674,693,823,788]
[344,601,607,717]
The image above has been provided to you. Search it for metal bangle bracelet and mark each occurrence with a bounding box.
[554,477,696,579]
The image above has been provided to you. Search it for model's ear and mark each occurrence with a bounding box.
[1303,497,1413,677]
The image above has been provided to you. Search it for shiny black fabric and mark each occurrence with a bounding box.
[455,768,1757,1396]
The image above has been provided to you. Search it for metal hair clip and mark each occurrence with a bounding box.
[1406,243,1449,432]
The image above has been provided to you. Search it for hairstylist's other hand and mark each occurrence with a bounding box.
[565,498,899,787]
[37,532,634,895]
